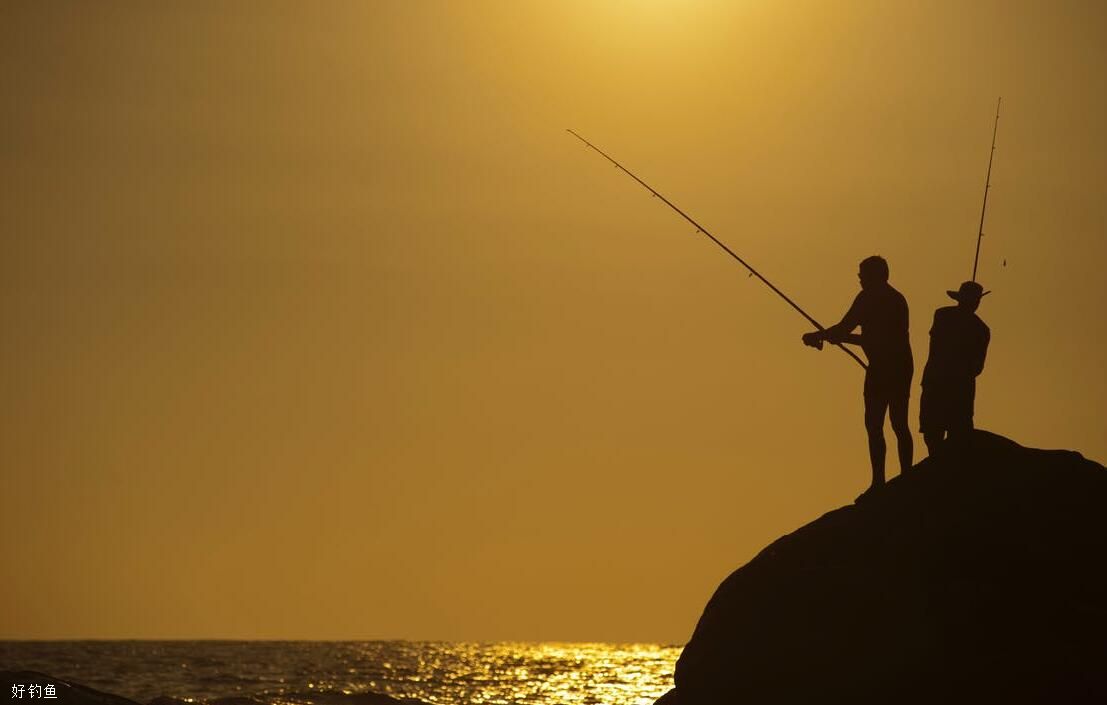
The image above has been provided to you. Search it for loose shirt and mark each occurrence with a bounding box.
[921,306,990,386]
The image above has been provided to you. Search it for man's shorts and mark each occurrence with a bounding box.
[919,380,975,433]
[863,364,913,408]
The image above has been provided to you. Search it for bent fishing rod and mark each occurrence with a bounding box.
[567,129,867,371]
[972,97,1001,282]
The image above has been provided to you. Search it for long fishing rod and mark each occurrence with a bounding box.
[972,97,1001,282]
[568,129,867,371]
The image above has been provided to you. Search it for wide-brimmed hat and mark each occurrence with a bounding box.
[947,280,990,302]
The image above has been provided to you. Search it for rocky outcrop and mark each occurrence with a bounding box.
[657,431,1107,704]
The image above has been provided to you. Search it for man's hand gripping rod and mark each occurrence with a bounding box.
[567,129,867,371]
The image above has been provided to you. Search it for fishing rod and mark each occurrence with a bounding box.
[972,97,1001,282]
[567,129,867,371]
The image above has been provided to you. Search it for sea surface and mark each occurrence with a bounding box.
[1,642,679,705]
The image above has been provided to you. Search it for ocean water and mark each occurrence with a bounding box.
[0,642,679,705]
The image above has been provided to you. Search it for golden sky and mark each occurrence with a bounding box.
[2,1,1105,641]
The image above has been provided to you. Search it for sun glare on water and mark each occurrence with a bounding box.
[349,642,680,705]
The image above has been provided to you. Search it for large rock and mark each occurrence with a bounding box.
[658,431,1107,705]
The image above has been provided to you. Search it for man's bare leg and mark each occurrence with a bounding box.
[889,393,913,473]
[864,398,888,488]
[923,431,944,457]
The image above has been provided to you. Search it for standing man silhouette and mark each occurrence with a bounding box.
[802,256,914,498]
[919,281,991,455]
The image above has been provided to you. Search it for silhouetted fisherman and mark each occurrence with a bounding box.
[919,281,991,455]
[802,256,913,498]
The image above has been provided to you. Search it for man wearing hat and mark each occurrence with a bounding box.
[919,280,991,454]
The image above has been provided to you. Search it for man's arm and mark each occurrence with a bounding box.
[804,294,863,348]
[972,324,991,376]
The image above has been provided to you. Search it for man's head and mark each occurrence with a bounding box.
[948,280,989,312]
[858,256,889,290]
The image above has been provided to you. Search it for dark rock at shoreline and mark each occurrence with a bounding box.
[656,431,1107,705]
